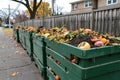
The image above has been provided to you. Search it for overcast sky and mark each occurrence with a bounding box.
[45,0,78,12]
[0,0,78,13]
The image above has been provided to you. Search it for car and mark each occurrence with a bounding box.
[2,23,13,28]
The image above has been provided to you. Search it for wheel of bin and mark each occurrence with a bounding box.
[31,57,34,61]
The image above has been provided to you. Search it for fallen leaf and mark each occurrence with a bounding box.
[11,71,19,77]
[15,50,25,55]
[15,44,21,47]
[20,52,25,54]
[116,37,120,40]
[15,51,19,54]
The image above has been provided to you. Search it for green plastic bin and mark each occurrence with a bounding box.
[44,38,120,80]
[32,34,47,79]
[13,29,20,43]
[19,29,26,49]
[18,29,22,43]
[24,32,33,57]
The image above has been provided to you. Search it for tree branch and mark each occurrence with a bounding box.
[33,0,37,11]
[11,0,26,6]
[24,0,32,12]
[36,0,42,9]
[12,0,43,19]
[12,0,32,13]
[25,0,30,8]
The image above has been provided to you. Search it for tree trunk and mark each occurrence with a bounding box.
[30,12,36,19]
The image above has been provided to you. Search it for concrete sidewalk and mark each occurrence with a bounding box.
[0,27,43,80]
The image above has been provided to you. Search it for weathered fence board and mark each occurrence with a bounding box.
[117,9,120,36]
[16,6,120,36]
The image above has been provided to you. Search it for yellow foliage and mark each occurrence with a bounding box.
[25,1,51,18]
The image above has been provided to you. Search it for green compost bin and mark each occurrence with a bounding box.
[32,34,47,79]
[44,38,120,80]
[18,28,22,43]
[13,29,20,43]
[24,32,33,57]
[19,29,26,49]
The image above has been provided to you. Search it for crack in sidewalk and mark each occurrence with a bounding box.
[0,62,33,71]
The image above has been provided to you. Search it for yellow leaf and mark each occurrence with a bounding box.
[11,71,19,77]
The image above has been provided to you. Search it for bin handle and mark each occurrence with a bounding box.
[76,59,120,70]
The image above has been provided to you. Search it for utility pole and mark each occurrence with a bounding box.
[52,0,55,16]
[8,4,11,28]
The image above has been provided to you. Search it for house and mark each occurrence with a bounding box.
[70,0,120,14]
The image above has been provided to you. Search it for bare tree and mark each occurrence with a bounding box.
[11,0,42,19]
[13,11,28,22]
[55,6,63,15]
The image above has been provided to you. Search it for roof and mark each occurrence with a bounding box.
[70,0,91,4]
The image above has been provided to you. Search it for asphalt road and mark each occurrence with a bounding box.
[0,27,43,80]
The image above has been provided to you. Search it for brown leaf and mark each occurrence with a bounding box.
[15,51,19,54]
[20,51,25,54]
[11,71,19,77]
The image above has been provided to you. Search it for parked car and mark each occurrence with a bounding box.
[2,23,13,28]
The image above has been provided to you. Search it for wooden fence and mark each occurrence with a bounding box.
[18,12,92,30]
[16,5,120,36]
[93,5,120,36]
